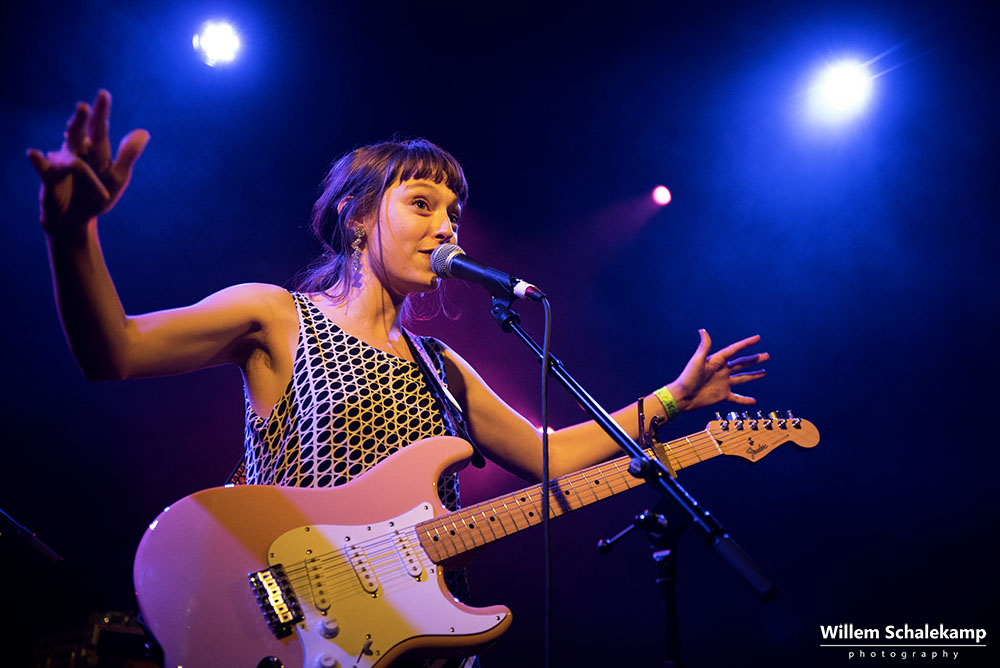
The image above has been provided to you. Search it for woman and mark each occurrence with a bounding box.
[29,90,767,666]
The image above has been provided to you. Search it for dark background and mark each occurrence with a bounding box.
[2,1,997,666]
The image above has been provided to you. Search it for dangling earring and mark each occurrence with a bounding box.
[351,225,366,279]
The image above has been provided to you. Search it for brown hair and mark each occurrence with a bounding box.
[296,137,468,319]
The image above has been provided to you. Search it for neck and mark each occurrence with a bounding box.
[327,265,408,345]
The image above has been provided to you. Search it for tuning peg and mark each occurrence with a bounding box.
[786,410,795,419]
[726,411,739,421]
[716,411,729,430]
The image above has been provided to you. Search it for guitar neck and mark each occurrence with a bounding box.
[416,428,722,562]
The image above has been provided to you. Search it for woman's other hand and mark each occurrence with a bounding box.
[27,90,149,236]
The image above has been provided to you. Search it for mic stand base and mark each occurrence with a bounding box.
[647,499,691,668]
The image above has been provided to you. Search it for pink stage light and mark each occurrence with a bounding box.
[652,186,672,206]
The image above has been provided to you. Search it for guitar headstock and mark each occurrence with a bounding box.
[707,411,820,462]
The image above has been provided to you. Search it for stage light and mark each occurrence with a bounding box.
[808,59,874,124]
[193,21,240,66]
[652,186,672,206]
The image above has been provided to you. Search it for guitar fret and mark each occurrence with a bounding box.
[455,511,489,549]
[475,507,503,542]
[495,496,519,534]
[705,433,723,456]
[415,426,744,563]
[513,492,540,528]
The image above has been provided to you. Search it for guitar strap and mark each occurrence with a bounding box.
[402,329,486,469]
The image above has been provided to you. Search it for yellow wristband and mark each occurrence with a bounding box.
[654,386,680,421]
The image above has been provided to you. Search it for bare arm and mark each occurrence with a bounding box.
[440,330,768,482]
[30,91,291,382]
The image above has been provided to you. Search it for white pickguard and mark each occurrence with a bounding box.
[267,503,508,668]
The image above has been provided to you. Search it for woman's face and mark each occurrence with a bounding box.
[369,177,461,296]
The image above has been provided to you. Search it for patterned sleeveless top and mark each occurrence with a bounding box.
[243,291,461,511]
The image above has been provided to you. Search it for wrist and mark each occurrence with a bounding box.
[45,217,98,248]
[653,385,682,421]
[663,381,695,413]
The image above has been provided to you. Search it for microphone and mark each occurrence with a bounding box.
[430,244,546,302]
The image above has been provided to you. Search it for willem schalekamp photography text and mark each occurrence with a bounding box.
[2,1,997,667]
[819,624,989,664]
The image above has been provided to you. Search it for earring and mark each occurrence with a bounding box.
[351,226,366,277]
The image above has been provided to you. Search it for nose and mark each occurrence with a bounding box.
[433,216,456,244]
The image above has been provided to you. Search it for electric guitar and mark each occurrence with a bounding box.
[134,414,819,668]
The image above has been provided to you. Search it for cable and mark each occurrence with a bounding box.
[540,296,552,668]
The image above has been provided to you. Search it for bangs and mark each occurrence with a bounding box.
[386,140,468,206]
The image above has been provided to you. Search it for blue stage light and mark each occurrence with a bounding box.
[193,21,241,66]
[808,59,874,124]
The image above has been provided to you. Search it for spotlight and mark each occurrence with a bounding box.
[808,59,873,123]
[193,21,240,66]
[652,186,672,206]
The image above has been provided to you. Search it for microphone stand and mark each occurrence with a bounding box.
[598,500,690,667]
[487,294,777,598]
[0,505,63,564]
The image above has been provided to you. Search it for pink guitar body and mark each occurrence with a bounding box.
[135,417,819,667]
[134,436,511,668]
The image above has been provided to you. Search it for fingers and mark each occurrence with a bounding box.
[716,334,762,359]
[64,102,90,154]
[26,148,50,177]
[728,393,757,406]
[726,351,770,371]
[69,156,111,200]
[112,129,150,179]
[691,328,711,364]
[88,90,112,171]
[729,369,766,384]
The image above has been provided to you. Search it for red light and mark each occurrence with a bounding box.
[652,186,672,206]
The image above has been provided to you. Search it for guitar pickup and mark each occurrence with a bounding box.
[347,543,380,595]
[392,530,425,579]
[249,565,304,639]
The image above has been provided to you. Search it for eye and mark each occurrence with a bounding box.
[413,198,430,211]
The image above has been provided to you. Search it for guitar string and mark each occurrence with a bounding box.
[277,467,640,599]
[282,430,721,581]
[279,449,656,599]
[414,425,802,559]
[281,452,662,605]
[312,431,712,571]
[276,425,805,605]
[287,429,716,576]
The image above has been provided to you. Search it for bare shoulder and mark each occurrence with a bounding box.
[436,339,483,373]
[198,282,296,326]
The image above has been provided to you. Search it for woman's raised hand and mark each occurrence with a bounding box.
[27,90,149,235]
[668,329,769,412]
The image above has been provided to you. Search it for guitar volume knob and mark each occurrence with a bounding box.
[319,617,340,639]
[314,652,339,668]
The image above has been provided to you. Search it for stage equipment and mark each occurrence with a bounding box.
[193,20,241,66]
[430,244,545,302]
[808,59,874,124]
[653,185,672,205]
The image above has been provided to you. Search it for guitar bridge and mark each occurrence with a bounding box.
[249,565,304,639]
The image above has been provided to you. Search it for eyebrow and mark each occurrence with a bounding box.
[402,182,461,210]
